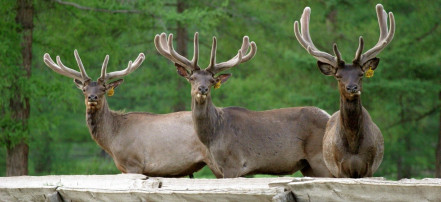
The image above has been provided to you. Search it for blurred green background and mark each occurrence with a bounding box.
[1,0,440,179]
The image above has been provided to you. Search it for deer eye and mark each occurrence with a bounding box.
[335,75,342,79]
[82,88,86,92]
[359,73,364,77]
[189,77,194,81]
[209,79,215,84]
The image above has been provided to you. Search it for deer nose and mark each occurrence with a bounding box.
[198,86,208,94]
[346,85,359,93]
[88,95,98,101]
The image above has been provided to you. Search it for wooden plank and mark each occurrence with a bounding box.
[284,177,441,202]
[1,175,441,202]
[0,175,290,202]
[57,176,291,202]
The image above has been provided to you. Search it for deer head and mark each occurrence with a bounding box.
[155,32,257,104]
[43,50,145,112]
[294,4,395,100]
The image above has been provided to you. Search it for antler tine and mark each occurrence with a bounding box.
[105,53,145,81]
[210,50,243,74]
[294,22,308,50]
[359,4,395,64]
[353,36,364,63]
[191,32,199,68]
[213,36,248,64]
[159,33,169,52]
[154,33,172,60]
[155,32,196,71]
[206,36,256,74]
[73,49,90,80]
[238,36,257,63]
[52,52,90,81]
[154,33,169,54]
[300,7,316,50]
[378,5,388,40]
[167,34,199,71]
[207,36,217,72]
[241,41,257,63]
[294,7,339,67]
[333,43,343,64]
[63,51,90,81]
[237,36,250,59]
[43,53,84,81]
[154,33,179,64]
[99,54,109,81]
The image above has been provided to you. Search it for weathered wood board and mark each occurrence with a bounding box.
[276,177,441,202]
[1,174,441,202]
[0,174,291,202]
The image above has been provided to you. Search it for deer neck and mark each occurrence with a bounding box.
[86,98,114,152]
[191,95,220,146]
[339,94,364,153]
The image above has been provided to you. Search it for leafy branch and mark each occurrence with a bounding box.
[54,0,143,14]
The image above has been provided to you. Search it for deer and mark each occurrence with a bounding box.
[293,4,395,178]
[43,50,222,178]
[155,32,334,178]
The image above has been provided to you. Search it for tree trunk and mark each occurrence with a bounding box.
[6,141,29,176]
[397,154,403,180]
[6,0,33,176]
[436,91,441,178]
[403,132,412,178]
[397,95,413,179]
[172,0,187,112]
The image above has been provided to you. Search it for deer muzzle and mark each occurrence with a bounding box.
[346,85,360,94]
[195,91,208,104]
[87,95,98,107]
[87,101,98,106]
[196,93,207,99]
[195,86,208,102]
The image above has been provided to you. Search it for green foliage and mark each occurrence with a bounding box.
[1,0,439,179]
[0,0,34,149]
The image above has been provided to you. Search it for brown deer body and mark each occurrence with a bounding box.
[43,50,221,177]
[155,33,333,178]
[294,4,394,177]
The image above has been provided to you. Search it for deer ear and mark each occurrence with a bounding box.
[175,63,189,78]
[362,58,380,72]
[215,73,232,84]
[74,79,84,89]
[106,79,124,90]
[317,61,336,76]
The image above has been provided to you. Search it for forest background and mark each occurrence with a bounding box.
[1,0,440,179]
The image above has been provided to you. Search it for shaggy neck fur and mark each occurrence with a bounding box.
[339,93,363,153]
[86,98,115,153]
[191,95,221,146]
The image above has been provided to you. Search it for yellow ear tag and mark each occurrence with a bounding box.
[214,81,221,89]
[107,87,115,96]
[365,67,374,78]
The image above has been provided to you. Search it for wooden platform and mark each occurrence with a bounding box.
[1,174,440,201]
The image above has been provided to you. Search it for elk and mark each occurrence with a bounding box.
[43,50,221,178]
[294,4,394,177]
[155,32,334,178]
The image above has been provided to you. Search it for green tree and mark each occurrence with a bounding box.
[0,0,34,176]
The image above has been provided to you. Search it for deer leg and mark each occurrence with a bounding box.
[364,162,373,177]
[305,154,334,177]
[203,157,223,179]
[222,167,242,178]
[210,167,223,179]
[299,160,331,177]
[337,161,347,178]
[300,163,315,177]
